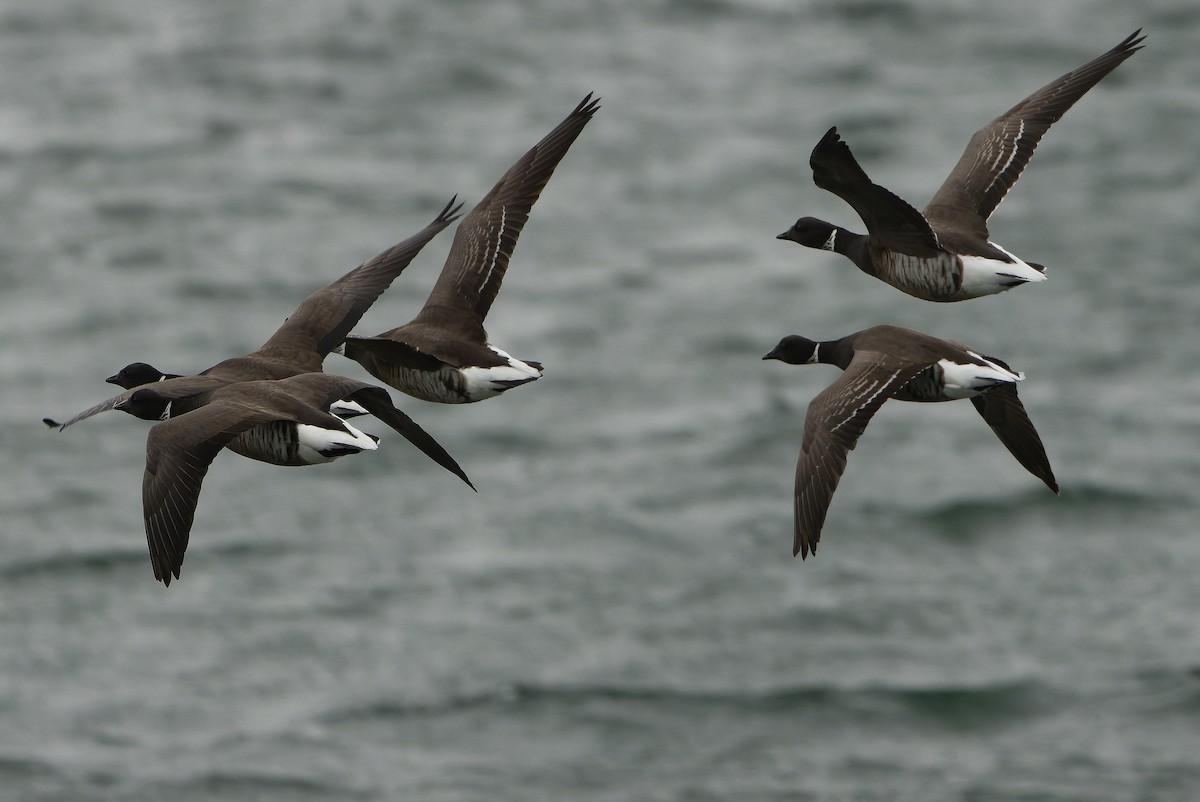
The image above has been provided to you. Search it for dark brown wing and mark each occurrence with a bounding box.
[793,353,927,558]
[409,93,600,342]
[971,384,1059,494]
[923,30,1144,239]
[253,196,463,370]
[346,385,474,490]
[809,127,942,257]
[340,335,449,373]
[142,402,275,586]
[54,375,230,431]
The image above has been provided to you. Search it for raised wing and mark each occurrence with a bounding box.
[924,30,1144,239]
[809,126,942,257]
[411,93,601,341]
[254,196,463,370]
[793,352,926,558]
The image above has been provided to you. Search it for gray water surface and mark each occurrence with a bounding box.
[3,1,1199,800]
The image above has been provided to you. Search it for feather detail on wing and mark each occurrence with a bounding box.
[412,94,601,337]
[793,353,926,558]
[142,402,276,585]
[253,196,463,370]
[923,30,1144,239]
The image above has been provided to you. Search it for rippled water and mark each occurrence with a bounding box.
[3,1,1199,799]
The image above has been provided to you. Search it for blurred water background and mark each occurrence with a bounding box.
[2,1,1199,799]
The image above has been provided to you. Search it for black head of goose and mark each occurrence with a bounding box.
[106,362,181,388]
[48,198,461,427]
[778,30,1144,302]
[339,93,601,404]
[763,325,1058,559]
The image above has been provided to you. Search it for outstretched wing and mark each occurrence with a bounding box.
[254,196,463,370]
[269,372,473,488]
[142,402,275,586]
[409,93,601,342]
[347,385,475,490]
[54,375,229,430]
[923,30,1144,239]
[971,384,1059,494]
[793,352,926,558]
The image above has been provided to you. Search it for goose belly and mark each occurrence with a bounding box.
[896,366,952,402]
[375,351,542,404]
[226,420,378,466]
[876,250,962,301]
[227,421,308,465]
[373,363,474,404]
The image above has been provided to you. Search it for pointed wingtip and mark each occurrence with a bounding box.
[793,536,811,559]
[575,91,602,116]
[1121,28,1147,50]
[437,194,466,224]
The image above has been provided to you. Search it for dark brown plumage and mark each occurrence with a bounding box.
[53,200,470,471]
[764,326,1058,559]
[138,373,407,585]
[779,30,1145,301]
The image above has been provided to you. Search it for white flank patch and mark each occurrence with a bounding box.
[460,346,543,401]
[958,243,1046,297]
[329,398,369,418]
[295,420,378,464]
[938,356,1022,400]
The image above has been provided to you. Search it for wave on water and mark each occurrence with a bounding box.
[0,546,148,582]
[146,770,376,802]
[0,539,288,583]
[0,753,63,786]
[912,480,1167,537]
[317,675,1056,728]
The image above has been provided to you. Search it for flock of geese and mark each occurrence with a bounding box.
[50,30,1144,585]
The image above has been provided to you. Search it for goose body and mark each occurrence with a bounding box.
[763,325,1058,558]
[779,31,1144,302]
[52,200,471,483]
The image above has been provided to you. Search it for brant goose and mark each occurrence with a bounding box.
[56,371,474,489]
[763,325,1058,558]
[51,198,463,434]
[778,30,1144,302]
[133,373,423,585]
[338,93,601,403]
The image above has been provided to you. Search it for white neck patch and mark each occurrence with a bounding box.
[821,230,837,251]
